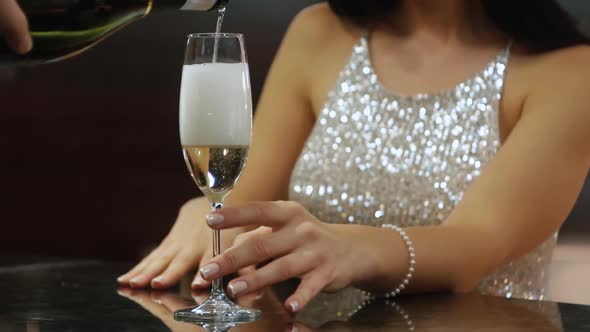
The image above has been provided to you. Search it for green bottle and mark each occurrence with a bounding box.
[0,0,229,65]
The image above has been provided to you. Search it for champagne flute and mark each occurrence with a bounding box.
[174,33,260,323]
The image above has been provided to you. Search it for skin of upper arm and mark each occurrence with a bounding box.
[227,4,336,205]
[443,46,590,286]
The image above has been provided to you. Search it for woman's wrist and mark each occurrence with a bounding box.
[380,224,415,297]
[340,223,411,294]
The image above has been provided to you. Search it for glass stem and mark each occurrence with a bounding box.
[211,201,224,296]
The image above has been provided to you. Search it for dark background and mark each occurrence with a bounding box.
[0,0,588,261]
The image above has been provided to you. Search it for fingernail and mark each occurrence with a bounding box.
[228,281,248,296]
[151,276,165,287]
[151,292,164,304]
[206,213,224,226]
[200,263,220,279]
[192,275,206,288]
[117,274,127,283]
[288,300,300,313]
[130,277,143,287]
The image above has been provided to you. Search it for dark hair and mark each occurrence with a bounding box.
[328,0,590,53]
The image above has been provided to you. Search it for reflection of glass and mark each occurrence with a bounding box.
[175,33,260,324]
[117,288,287,332]
[118,287,564,332]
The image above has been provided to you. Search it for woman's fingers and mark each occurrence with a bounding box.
[285,270,332,313]
[232,227,273,246]
[206,201,306,230]
[118,245,175,286]
[127,247,178,288]
[238,265,257,278]
[199,229,296,281]
[192,250,213,289]
[191,289,210,304]
[192,228,239,289]
[0,0,32,54]
[117,249,158,283]
[151,248,202,289]
[233,227,272,276]
[225,252,316,297]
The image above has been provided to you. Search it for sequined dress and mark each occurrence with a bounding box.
[289,35,556,302]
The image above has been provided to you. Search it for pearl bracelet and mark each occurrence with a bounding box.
[381,224,416,298]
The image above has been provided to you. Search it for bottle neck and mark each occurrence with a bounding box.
[152,0,224,11]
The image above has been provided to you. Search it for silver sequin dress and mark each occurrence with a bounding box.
[289,35,556,301]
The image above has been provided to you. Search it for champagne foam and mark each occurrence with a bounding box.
[180,63,252,146]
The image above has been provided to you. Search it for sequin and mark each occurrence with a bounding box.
[289,35,556,301]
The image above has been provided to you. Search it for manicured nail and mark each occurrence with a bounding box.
[152,296,163,305]
[284,324,298,332]
[117,274,127,283]
[228,281,248,296]
[206,213,224,226]
[151,276,165,287]
[130,277,143,287]
[288,300,300,313]
[200,263,220,279]
[192,275,206,288]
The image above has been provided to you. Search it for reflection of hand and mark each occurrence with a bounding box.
[118,288,200,332]
[199,202,387,313]
[117,197,244,289]
[285,322,353,332]
[26,320,40,332]
[118,287,292,332]
[0,0,32,54]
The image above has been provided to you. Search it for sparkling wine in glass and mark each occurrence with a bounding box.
[174,33,260,323]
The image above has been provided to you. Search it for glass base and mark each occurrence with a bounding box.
[174,291,261,325]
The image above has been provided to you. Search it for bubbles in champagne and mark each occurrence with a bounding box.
[183,145,249,202]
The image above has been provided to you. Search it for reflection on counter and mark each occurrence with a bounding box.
[118,286,565,332]
[1,260,588,331]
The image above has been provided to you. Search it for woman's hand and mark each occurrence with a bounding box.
[0,0,32,54]
[117,197,244,289]
[199,201,388,313]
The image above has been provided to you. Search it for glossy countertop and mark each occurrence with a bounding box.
[0,259,588,331]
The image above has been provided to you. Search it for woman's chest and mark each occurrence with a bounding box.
[290,87,502,226]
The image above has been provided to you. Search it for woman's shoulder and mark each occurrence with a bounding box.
[283,3,363,52]
[513,45,590,89]
[506,45,590,115]
[280,3,365,113]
